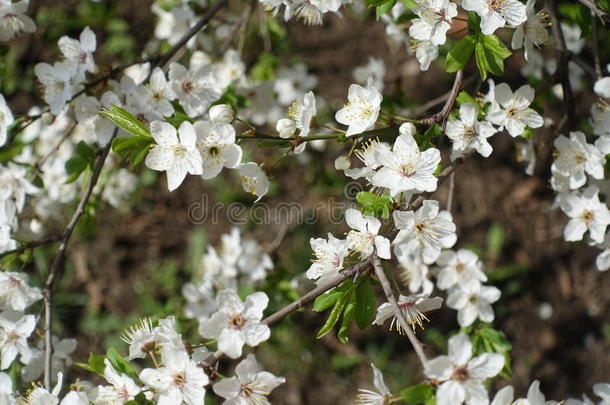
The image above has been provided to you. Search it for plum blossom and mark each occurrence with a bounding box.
[355,364,392,405]
[193,121,242,180]
[145,121,203,191]
[213,354,285,405]
[487,83,543,137]
[58,26,97,77]
[559,186,610,244]
[393,200,457,264]
[95,359,141,404]
[435,249,487,291]
[237,162,269,202]
[34,62,74,115]
[462,0,527,35]
[169,63,219,117]
[412,39,439,71]
[0,0,36,41]
[552,131,604,190]
[373,294,443,332]
[396,252,434,295]
[446,103,497,159]
[335,78,382,136]
[345,208,391,259]
[139,347,208,405]
[424,333,504,405]
[511,0,550,61]
[288,90,317,139]
[446,283,501,327]
[307,233,349,285]
[371,134,441,197]
[0,313,36,369]
[344,138,390,182]
[199,290,270,359]
[409,0,458,46]
[0,271,42,312]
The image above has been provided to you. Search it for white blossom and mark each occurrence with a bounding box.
[487,83,543,137]
[95,359,141,404]
[393,200,457,264]
[373,294,443,332]
[355,364,392,405]
[0,271,42,312]
[462,0,526,35]
[559,186,610,244]
[511,0,550,61]
[371,134,441,197]
[237,162,269,202]
[552,131,604,190]
[0,0,36,41]
[0,94,13,147]
[169,63,219,117]
[424,333,504,405]
[199,290,270,359]
[409,0,458,46]
[335,78,382,136]
[58,26,97,78]
[34,61,74,115]
[435,249,487,291]
[446,103,497,159]
[307,233,349,285]
[194,121,242,180]
[345,208,391,259]
[0,313,35,369]
[446,283,501,327]
[213,354,285,405]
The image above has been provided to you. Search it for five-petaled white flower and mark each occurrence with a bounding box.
[511,0,550,61]
[0,313,36,369]
[307,233,349,285]
[462,0,527,35]
[335,78,382,136]
[0,94,13,147]
[213,354,285,405]
[446,102,497,160]
[491,381,557,405]
[345,208,391,259]
[559,186,610,244]
[199,289,270,359]
[289,90,317,139]
[0,0,36,42]
[34,61,74,115]
[409,0,458,46]
[435,249,487,291]
[139,347,209,405]
[487,83,543,137]
[169,63,219,117]
[193,121,242,180]
[58,26,97,77]
[145,121,203,191]
[552,131,604,190]
[446,282,501,327]
[371,134,441,197]
[0,271,42,312]
[373,294,443,332]
[424,332,504,405]
[393,200,457,264]
[95,359,142,404]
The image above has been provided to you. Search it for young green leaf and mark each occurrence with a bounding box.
[445,34,476,72]
[106,348,139,381]
[100,104,151,138]
[474,34,512,80]
[354,279,377,329]
[356,191,392,219]
[401,383,435,404]
[111,135,155,166]
[75,353,106,376]
[338,290,357,343]
[316,290,352,339]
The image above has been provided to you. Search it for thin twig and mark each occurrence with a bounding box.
[371,255,428,366]
[0,235,62,261]
[577,0,610,24]
[417,70,464,131]
[42,130,117,389]
[156,0,229,69]
[446,171,455,214]
[547,0,575,130]
[591,12,603,79]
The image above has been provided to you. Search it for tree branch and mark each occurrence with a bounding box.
[547,0,576,130]
[0,235,62,261]
[155,0,229,69]
[417,70,464,130]
[577,0,610,24]
[42,130,117,389]
[371,255,428,366]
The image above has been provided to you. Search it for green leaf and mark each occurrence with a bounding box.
[486,222,504,259]
[401,383,435,404]
[401,0,418,8]
[456,91,481,114]
[445,34,476,72]
[100,104,151,138]
[415,123,441,150]
[376,0,397,18]
[356,191,392,219]
[338,290,356,343]
[316,290,352,339]
[106,348,139,381]
[64,141,97,184]
[164,112,194,128]
[474,34,512,80]
[250,53,278,81]
[112,135,155,166]
[467,11,481,32]
[313,289,344,312]
[354,280,376,329]
[75,353,106,375]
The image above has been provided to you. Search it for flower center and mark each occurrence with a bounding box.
[181,80,194,93]
[453,366,469,381]
[173,145,187,157]
[173,372,186,387]
[230,315,246,329]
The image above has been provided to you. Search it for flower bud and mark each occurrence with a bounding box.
[41,112,55,125]
[334,155,351,171]
[399,122,416,137]
[209,104,235,124]
[276,118,296,139]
